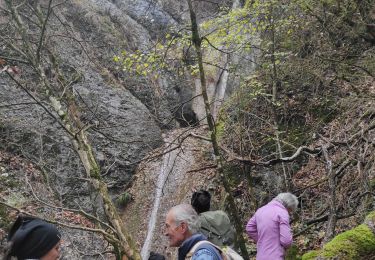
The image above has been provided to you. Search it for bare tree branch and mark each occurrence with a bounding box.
[0,200,120,245]
[36,0,53,63]
[5,71,75,137]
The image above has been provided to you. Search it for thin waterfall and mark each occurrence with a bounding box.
[212,61,229,119]
[141,137,177,259]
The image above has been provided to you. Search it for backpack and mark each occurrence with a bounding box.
[186,240,244,260]
[199,210,235,247]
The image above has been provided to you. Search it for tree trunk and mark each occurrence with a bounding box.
[268,5,289,190]
[187,0,250,258]
[322,146,337,242]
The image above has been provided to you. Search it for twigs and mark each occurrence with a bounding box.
[5,71,74,137]
[296,190,375,237]
[222,120,375,167]
[36,0,53,63]
[0,200,120,245]
[186,164,217,173]
[223,145,321,166]
[25,177,116,234]
[295,212,356,238]
[293,158,353,193]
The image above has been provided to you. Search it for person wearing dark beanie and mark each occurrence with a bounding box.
[191,190,211,214]
[5,215,61,260]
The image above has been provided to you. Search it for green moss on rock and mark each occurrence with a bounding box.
[302,212,375,259]
[321,224,375,259]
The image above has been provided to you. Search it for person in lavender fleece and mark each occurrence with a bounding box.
[246,193,298,260]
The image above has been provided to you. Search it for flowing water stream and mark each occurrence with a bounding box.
[140,135,179,259]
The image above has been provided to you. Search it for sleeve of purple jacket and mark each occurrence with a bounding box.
[279,214,293,248]
[245,215,258,242]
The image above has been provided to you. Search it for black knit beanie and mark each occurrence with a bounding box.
[7,216,61,259]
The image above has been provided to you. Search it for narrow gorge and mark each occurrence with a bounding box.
[0,0,374,259]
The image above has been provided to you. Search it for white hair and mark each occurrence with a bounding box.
[275,193,298,211]
[170,204,200,234]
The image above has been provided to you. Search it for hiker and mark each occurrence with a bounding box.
[191,190,235,247]
[4,215,61,260]
[246,192,298,260]
[164,204,223,260]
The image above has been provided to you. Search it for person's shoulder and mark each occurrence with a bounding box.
[193,246,222,260]
[192,247,222,260]
[194,247,217,256]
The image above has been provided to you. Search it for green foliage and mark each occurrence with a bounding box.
[216,76,273,147]
[114,48,164,78]
[115,1,258,79]
[200,7,252,48]
[114,31,191,78]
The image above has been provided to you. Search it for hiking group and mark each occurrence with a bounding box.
[3,191,298,260]
[152,191,298,260]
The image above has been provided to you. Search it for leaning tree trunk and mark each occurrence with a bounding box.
[187,0,250,259]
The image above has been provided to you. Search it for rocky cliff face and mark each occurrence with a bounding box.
[0,0,189,195]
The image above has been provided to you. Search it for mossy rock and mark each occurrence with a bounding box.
[321,224,375,259]
[302,211,375,259]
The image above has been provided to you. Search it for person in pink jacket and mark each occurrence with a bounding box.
[246,193,298,260]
